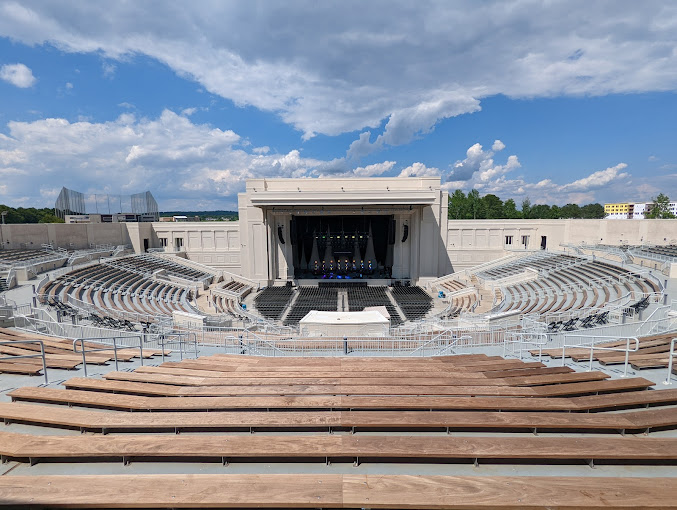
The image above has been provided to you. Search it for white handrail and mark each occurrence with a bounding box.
[562,334,639,378]
[663,338,677,386]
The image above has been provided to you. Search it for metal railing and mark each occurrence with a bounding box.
[0,340,48,384]
[73,335,144,377]
[561,334,639,378]
[663,338,677,386]
[503,331,549,361]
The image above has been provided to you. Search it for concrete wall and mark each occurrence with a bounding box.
[446,219,677,272]
[0,223,131,250]
[151,221,242,272]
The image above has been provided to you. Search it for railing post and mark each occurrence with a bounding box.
[76,339,88,377]
[39,342,48,385]
[112,338,119,372]
[622,337,631,378]
[663,338,677,386]
[138,336,144,366]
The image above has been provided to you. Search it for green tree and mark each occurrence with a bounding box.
[560,203,582,219]
[580,203,605,219]
[482,194,504,219]
[467,189,483,219]
[448,190,467,219]
[530,204,552,219]
[503,198,520,219]
[646,193,676,219]
[0,205,64,224]
[521,197,531,219]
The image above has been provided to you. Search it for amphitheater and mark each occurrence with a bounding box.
[0,176,675,507]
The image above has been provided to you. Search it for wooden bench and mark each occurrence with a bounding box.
[0,474,675,509]
[62,376,654,397]
[0,402,673,433]
[11,387,677,413]
[0,430,674,464]
[99,370,610,388]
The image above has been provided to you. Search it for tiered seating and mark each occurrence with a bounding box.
[110,254,214,283]
[488,254,660,325]
[0,354,675,507]
[40,262,198,321]
[284,287,338,325]
[476,252,574,280]
[390,285,432,321]
[253,286,294,320]
[346,286,402,326]
[0,249,60,264]
[634,244,677,260]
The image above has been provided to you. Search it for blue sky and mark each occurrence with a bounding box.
[0,1,676,211]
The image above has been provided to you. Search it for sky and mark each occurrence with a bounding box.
[0,1,676,212]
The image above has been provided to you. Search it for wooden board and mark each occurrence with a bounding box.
[0,474,675,508]
[0,401,672,432]
[0,431,674,462]
[12,386,677,413]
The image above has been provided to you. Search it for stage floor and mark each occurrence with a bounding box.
[294,278,394,286]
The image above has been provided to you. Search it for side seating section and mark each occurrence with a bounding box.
[42,260,199,326]
[479,253,660,328]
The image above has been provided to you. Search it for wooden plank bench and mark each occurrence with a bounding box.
[0,361,43,376]
[1,474,675,509]
[100,369,611,388]
[0,402,673,433]
[62,375,655,397]
[132,364,574,380]
[0,431,674,464]
[11,387,677,413]
[64,378,543,397]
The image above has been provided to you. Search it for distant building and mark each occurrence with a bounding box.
[55,187,159,222]
[65,213,157,224]
[158,215,200,222]
[604,201,677,219]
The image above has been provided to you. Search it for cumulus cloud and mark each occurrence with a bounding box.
[560,163,629,191]
[0,1,676,143]
[491,140,505,152]
[0,63,36,88]
[0,110,397,209]
[440,140,632,204]
[398,162,440,178]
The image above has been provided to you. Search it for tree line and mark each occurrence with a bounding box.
[447,190,605,220]
[0,205,63,224]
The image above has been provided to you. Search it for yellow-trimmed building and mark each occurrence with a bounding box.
[604,203,632,219]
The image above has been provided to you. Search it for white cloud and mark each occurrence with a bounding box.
[102,61,116,78]
[560,163,629,191]
[0,63,36,88]
[441,141,632,204]
[346,131,380,160]
[0,110,397,208]
[353,161,396,177]
[398,162,440,178]
[491,140,505,152]
[1,2,676,143]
